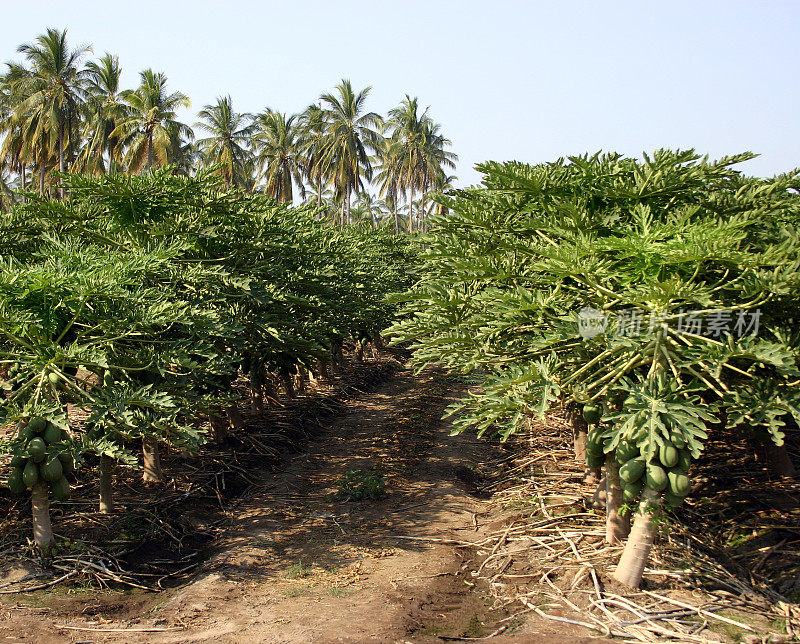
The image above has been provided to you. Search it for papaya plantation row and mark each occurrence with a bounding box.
[0,168,418,548]
[388,149,800,588]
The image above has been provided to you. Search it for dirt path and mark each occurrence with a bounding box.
[0,366,607,643]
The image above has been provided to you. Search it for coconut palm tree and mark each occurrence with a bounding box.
[415,119,457,231]
[384,95,457,232]
[299,103,329,208]
[1,64,54,195]
[253,109,305,202]
[9,28,90,196]
[317,80,382,225]
[0,166,15,211]
[76,53,124,174]
[195,95,253,188]
[374,136,405,233]
[351,192,389,228]
[112,69,193,173]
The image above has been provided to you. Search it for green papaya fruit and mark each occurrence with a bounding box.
[615,441,639,464]
[40,455,63,483]
[586,429,605,457]
[622,480,643,504]
[58,452,75,473]
[10,455,26,468]
[659,443,679,468]
[586,453,605,469]
[667,470,691,497]
[17,424,34,441]
[22,460,39,488]
[51,476,70,502]
[43,423,62,445]
[582,403,602,425]
[619,457,646,484]
[7,467,25,495]
[645,463,668,491]
[27,437,47,463]
[103,371,114,388]
[27,417,47,434]
[664,491,685,508]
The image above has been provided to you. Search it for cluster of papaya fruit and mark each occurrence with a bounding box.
[617,440,691,507]
[582,402,692,507]
[6,417,73,500]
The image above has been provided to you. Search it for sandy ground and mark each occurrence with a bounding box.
[0,366,609,643]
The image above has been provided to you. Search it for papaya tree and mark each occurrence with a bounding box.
[389,150,800,587]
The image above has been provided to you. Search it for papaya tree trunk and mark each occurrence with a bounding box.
[210,412,228,444]
[280,366,296,399]
[572,412,588,461]
[315,357,330,382]
[227,404,243,431]
[250,368,264,413]
[613,487,660,588]
[31,482,54,549]
[590,474,607,510]
[99,455,114,514]
[572,412,599,483]
[142,437,164,484]
[295,366,309,394]
[354,341,364,363]
[605,459,630,544]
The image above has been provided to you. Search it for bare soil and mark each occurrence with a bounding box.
[0,365,609,643]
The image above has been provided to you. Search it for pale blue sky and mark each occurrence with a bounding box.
[2,1,798,186]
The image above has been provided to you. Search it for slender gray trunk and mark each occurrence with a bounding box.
[613,487,660,588]
[295,366,309,394]
[99,455,114,514]
[31,482,54,549]
[58,122,65,199]
[315,357,330,382]
[146,131,154,171]
[142,437,164,483]
[408,189,414,233]
[605,458,630,544]
[279,365,296,399]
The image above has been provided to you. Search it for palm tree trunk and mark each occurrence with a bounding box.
[346,183,352,226]
[393,192,400,234]
[39,165,46,195]
[146,132,154,171]
[20,164,26,202]
[411,192,415,232]
[58,122,65,199]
